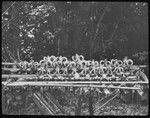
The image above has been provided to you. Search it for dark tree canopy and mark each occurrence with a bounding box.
[2,2,148,64]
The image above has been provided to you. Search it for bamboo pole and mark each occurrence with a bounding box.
[45,92,66,115]
[75,92,82,115]
[35,92,57,115]
[139,71,149,82]
[88,89,94,115]
[2,76,148,84]
[2,2,16,16]
[2,74,137,79]
[94,92,119,115]
[2,74,38,78]
[2,89,6,114]
[93,89,118,108]
[32,93,55,115]
[2,62,16,65]
[2,68,21,72]
[2,81,141,89]
[93,89,119,110]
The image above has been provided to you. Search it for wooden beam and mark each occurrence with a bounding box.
[2,2,16,16]
[35,92,57,115]
[45,92,66,115]
[94,92,119,115]
[2,89,6,114]
[2,74,38,78]
[2,74,137,80]
[139,71,149,82]
[88,89,94,115]
[2,81,142,89]
[2,74,148,84]
[75,88,83,115]
[93,89,119,108]
[93,89,119,111]
[32,93,55,115]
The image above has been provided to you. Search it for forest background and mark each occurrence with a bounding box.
[2,2,148,65]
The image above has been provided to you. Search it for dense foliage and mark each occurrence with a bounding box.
[2,2,148,63]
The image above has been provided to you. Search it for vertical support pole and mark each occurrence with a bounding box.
[40,87,44,94]
[2,88,6,114]
[25,93,28,110]
[131,90,134,104]
[136,91,139,105]
[75,88,82,115]
[88,89,94,115]
[73,87,76,95]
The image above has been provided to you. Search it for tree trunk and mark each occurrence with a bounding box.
[89,3,110,58]
[57,38,60,55]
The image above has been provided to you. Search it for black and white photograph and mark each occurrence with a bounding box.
[2,1,149,115]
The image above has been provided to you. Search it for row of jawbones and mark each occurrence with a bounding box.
[19,56,133,69]
[36,67,133,76]
[18,55,134,75]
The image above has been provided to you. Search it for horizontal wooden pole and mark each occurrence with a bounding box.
[2,68,21,71]
[2,62,16,65]
[2,74,38,78]
[2,81,141,89]
[2,74,136,79]
[2,80,148,84]
[138,65,147,68]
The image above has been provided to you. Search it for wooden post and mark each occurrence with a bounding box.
[75,88,82,115]
[2,88,6,114]
[88,89,94,115]
[32,92,56,115]
[45,92,66,115]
